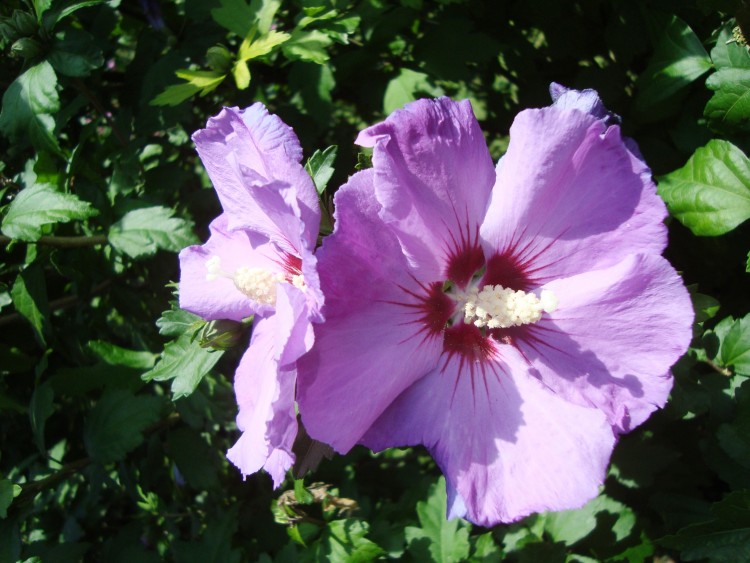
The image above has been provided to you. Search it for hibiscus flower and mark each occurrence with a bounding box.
[297,87,692,525]
[179,104,323,486]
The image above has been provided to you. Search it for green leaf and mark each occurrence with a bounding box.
[315,520,385,562]
[660,491,750,562]
[250,0,281,35]
[717,314,750,375]
[150,70,226,106]
[238,29,290,61]
[472,532,501,561]
[405,477,471,563]
[150,82,202,107]
[305,145,337,195]
[47,28,103,77]
[705,69,750,132]
[657,140,750,235]
[0,479,15,519]
[87,341,157,369]
[83,389,161,464]
[41,0,106,32]
[29,383,54,454]
[141,332,223,400]
[10,264,50,346]
[383,68,443,114]
[0,61,61,154]
[634,16,711,113]
[711,25,750,71]
[108,206,197,259]
[232,60,251,89]
[544,494,636,546]
[293,479,314,504]
[282,30,332,64]
[156,306,203,337]
[211,0,255,38]
[2,183,96,241]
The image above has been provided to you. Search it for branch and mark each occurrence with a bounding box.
[0,234,108,248]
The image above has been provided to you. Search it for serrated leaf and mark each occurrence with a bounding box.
[634,15,711,113]
[544,494,636,546]
[83,389,161,463]
[156,306,203,337]
[150,70,226,106]
[405,477,471,563]
[141,332,223,400]
[10,264,50,346]
[150,82,202,107]
[660,491,750,562]
[282,30,332,64]
[0,61,61,154]
[2,183,96,241]
[41,0,106,32]
[305,145,337,195]
[383,68,442,114]
[704,69,750,132]
[711,24,750,71]
[47,28,103,77]
[315,519,385,562]
[657,140,750,236]
[718,314,750,375]
[108,206,197,259]
[211,0,255,38]
[87,341,157,369]
[238,29,290,61]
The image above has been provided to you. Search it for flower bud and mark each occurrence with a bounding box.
[198,319,244,350]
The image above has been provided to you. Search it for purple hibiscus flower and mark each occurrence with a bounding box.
[179,104,323,487]
[297,88,693,525]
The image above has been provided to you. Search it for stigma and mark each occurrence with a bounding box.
[462,284,557,329]
[205,256,293,306]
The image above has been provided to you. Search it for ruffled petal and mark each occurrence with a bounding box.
[226,315,297,487]
[275,283,315,367]
[193,105,320,253]
[362,346,615,526]
[549,82,621,125]
[297,169,443,452]
[481,106,667,282]
[178,214,282,321]
[356,98,495,280]
[514,253,693,432]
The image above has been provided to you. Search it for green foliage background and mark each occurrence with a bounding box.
[1,0,750,561]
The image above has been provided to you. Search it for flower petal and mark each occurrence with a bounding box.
[297,169,442,452]
[361,346,615,526]
[516,253,693,432]
[356,98,495,280]
[481,106,667,282]
[227,315,296,487]
[178,214,280,321]
[193,104,320,252]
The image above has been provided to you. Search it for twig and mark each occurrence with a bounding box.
[0,234,108,248]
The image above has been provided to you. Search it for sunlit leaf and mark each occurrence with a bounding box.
[305,145,337,195]
[108,206,197,259]
[658,140,750,236]
[1,183,96,241]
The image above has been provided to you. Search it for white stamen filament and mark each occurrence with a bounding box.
[462,285,557,329]
[205,256,299,306]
